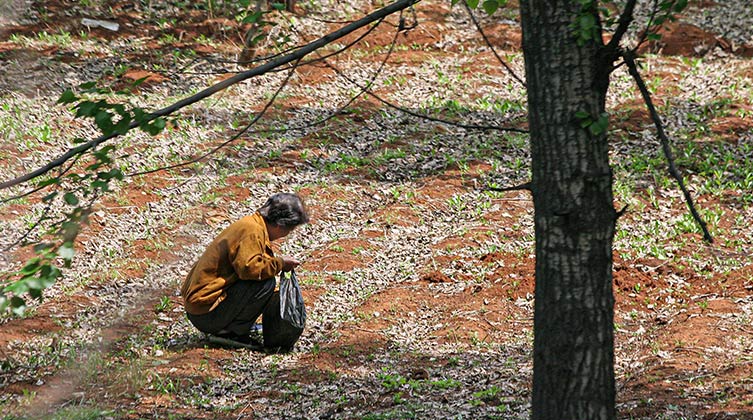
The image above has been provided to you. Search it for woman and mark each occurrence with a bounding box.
[181,193,309,351]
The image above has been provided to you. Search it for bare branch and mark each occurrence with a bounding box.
[622,50,713,243]
[605,0,638,51]
[462,1,526,88]
[631,0,661,55]
[0,0,422,191]
[277,5,522,133]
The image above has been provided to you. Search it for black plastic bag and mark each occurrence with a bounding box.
[279,270,306,329]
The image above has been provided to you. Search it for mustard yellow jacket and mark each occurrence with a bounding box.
[181,212,283,315]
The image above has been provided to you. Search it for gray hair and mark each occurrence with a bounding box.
[258,193,310,227]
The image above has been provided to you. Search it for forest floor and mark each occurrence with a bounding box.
[0,0,752,419]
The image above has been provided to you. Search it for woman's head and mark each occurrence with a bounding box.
[258,193,310,229]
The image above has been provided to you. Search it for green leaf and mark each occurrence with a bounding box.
[466,0,480,9]
[5,280,29,295]
[113,114,132,134]
[60,220,80,235]
[19,259,41,276]
[673,0,688,13]
[576,110,592,128]
[95,110,114,134]
[597,113,609,126]
[133,107,146,123]
[482,0,499,15]
[579,14,596,30]
[79,81,97,90]
[37,177,60,187]
[251,33,267,45]
[58,89,77,104]
[98,168,124,181]
[112,103,127,116]
[29,285,43,300]
[58,242,75,262]
[76,101,98,118]
[98,144,116,155]
[33,242,54,253]
[145,117,166,136]
[10,297,27,316]
[588,113,609,135]
[91,180,110,192]
[243,11,263,24]
[131,76,149,88]
[42,192,58,203]
[63,192,79,206]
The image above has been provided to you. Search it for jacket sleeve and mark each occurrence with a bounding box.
[232,232,283,280]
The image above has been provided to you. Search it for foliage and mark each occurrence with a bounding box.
[0,81,166,315]
[576,110,610,136]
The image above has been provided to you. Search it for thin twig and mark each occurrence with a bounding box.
[3,154,85,250]
[6,203,53,252]
[606,0,638,51]
[485,181,531,192]
[186,14,385,73]
[462,0,526,88]
[631,0,661,55]
[622,50,713,243]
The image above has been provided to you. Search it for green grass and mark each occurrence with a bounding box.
[9,31,73,48]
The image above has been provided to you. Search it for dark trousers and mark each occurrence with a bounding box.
[187,279,303,351]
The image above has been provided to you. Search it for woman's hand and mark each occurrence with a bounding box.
[281,255,300,272]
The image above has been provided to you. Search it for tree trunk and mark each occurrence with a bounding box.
[519,1,617,419]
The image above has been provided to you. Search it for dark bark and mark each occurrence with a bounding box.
[519,1,617,419]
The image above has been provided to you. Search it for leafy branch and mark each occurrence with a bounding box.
[0,0,422,192]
